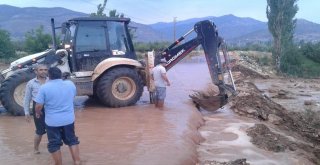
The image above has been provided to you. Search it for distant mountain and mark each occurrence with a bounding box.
[0,5,164,42]
[129,22,165,42]
[0,5,319,44]
[150,14,320,44]
[0,5,87,40]
[151,15,267,40]
[294,19,320,42]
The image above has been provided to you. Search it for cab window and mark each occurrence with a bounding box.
[75,22,107,52]
[107,22,128,55]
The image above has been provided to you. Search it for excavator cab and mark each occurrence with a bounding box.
[60,17,137,73]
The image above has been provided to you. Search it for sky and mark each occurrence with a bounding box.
[0,0,319,24]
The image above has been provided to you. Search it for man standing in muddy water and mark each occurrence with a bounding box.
[35,67,81,165]
[24,64,48,154]
[151,59,171,108]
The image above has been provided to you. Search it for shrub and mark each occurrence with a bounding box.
[280,45,320,78]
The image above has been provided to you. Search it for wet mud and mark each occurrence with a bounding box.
[196,57,320,165]
[229,77,320,163]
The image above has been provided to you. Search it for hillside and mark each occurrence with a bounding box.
[0,5,87,40]
[0,5,320,43]
[150,15,267,41]
[150,14,320,43]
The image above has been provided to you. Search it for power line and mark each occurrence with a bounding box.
[173,17,177,41]
[79,0,98,6]
[104,8,150,23]
[78,0,165,24]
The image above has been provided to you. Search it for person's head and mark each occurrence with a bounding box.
[34,64,48,78]
[48,67,62,80]
[159,59,167,66]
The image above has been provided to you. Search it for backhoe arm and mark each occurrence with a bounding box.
[160,20,236,97]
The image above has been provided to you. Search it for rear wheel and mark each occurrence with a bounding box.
[96,67,143,107]
[0,69,35,116]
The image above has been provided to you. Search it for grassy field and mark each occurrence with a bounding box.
[299,56,320,77]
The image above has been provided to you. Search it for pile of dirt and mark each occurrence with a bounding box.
[232,64,269,80]
[247,123,320,164]
[230,85,280,120]
[200,159,250,165]
[193,51,320,163]
[230,81,320,164]
[247,124,296,152]
[231,81,320,142]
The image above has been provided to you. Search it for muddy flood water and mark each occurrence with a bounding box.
[0,60,314,165]
[0,62,209,165]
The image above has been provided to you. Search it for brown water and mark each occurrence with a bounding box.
[0,62,312,165]
[0,63,207,165]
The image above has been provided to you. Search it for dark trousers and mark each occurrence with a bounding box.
[32,101,46,135]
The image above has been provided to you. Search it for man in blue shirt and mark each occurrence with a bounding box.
[35,67,80,165]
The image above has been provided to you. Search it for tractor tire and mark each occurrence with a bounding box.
[96,67,144,107]
[0,69,35,116]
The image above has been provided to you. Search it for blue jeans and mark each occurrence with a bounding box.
[46,123,79,153]
[155,87,166,101]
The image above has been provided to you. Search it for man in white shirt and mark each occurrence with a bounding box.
[24,64,48,154]
[151,59,170,108]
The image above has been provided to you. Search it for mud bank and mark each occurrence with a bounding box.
[196,60,319,164]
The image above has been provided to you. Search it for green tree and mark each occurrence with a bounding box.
[266,0,298,72]
[90,0,136,41]
[24,26,52,53]
[109,9,124,18]
[90,0,108,17]
[0,29,16,60]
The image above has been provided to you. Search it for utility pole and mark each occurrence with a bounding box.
[173,17,177,42]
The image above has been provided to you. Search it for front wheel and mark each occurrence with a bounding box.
[0,69,35,116]
[96,67,144,107]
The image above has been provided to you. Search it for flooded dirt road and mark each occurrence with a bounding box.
[1,59,317,165]
[0,63,207,165]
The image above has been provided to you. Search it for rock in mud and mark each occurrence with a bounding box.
[304,100,316,105]
[267,114,282,125]
[271,90,294,99]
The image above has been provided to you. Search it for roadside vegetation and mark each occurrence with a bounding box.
[230,41,320,78]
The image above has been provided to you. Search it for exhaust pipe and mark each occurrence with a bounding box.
[51,18,57,50]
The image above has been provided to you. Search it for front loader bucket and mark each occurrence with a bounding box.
[189,92,228,112]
